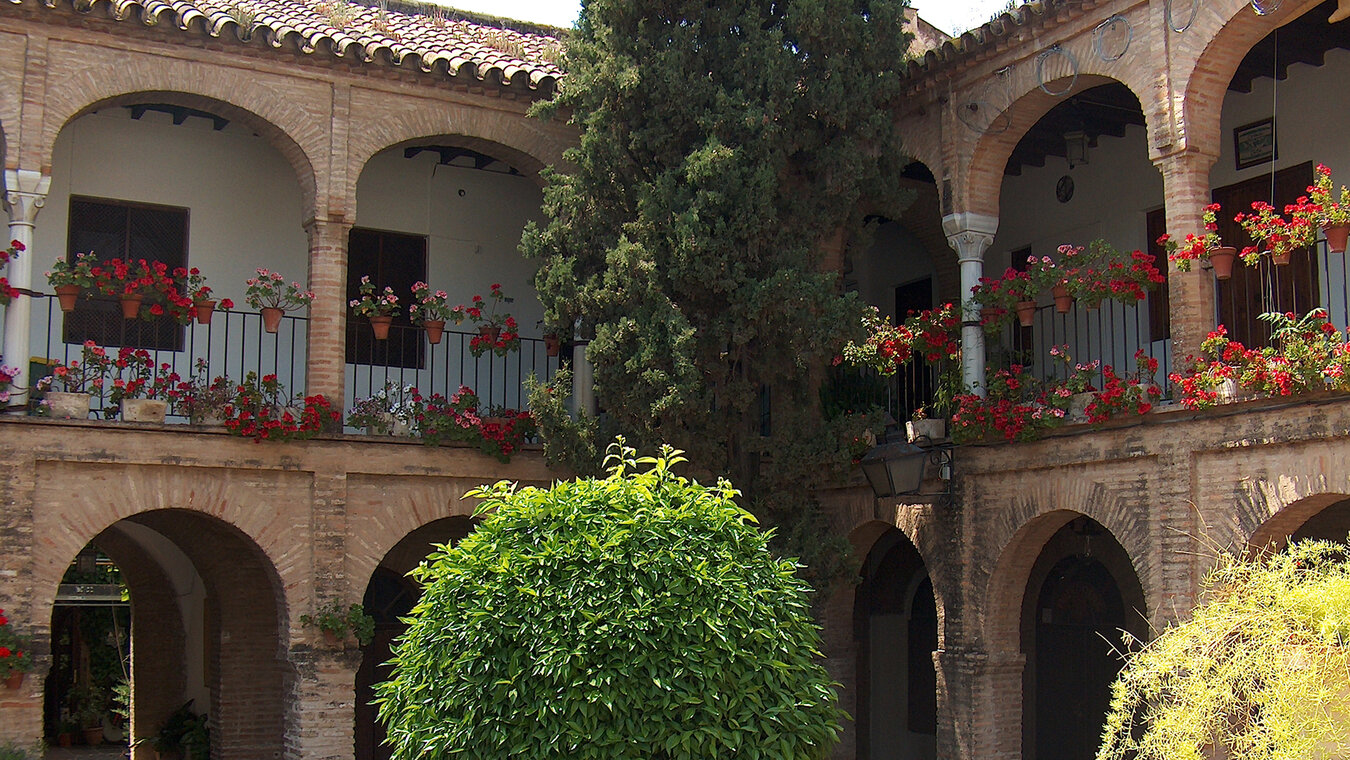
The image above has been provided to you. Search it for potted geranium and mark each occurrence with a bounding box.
[1235,200,1316,266]
[220,371,338,441]
[1159,202,1236,279]
[464,284,520,356]
[175,360,233,425]
[409,282,462,345]
[347,382,416,435]
[0,607,35,690]
[1298,163,1350,253]
[90,258,159,319]
[35,341,111,419]
[244,269,314,333]
[349,275,401,340]
[300,601,375,647]
[45,251,98,312]
[180,267,232,325]
[107,346,180,423]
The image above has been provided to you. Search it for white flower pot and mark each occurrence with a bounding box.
[121,398,168,423]
[906,418,946,443]
[46,391,91,419]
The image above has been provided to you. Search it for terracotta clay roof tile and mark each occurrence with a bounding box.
[904,1,1095,80]
[30,0,565,93]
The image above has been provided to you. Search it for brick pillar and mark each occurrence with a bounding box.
[286,648,360,760]
[2,169,51,411]
[942,213,998,397]
[1153,150,1219,371]
[0,617,45,748]
[304,218,351,411]
[938,647,1025,760]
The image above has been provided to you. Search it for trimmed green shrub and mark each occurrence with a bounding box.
[375,443,843,759]
[1099,539,1350,760]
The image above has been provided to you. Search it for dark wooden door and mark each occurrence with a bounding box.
[1212,162,1317,347]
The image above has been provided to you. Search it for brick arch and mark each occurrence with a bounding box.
[958,72,1151,218]
[344,98,572,215]
[39,65,324,217]
[849,518,954,649]
[1245,492,1350,552]
[1176,0,1327,157]
[979,482,1152,654]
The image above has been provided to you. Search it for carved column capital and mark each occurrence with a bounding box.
[3,169,51,226]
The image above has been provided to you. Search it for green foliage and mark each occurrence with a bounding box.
[0,742,41,760]
[147,701,209,760]
[375,442,844,759]
[522,0,914,586]
[1099,539,1350,760]
[300,602,375,646]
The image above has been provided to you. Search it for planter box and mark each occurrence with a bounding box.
[121,398,168,423]
[46,391,91,419]
[906,418,946,443]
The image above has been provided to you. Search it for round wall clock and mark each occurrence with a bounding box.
[1056,174,1075,203]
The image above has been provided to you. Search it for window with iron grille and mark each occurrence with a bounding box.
[64,197,189,351]
[346,228,428,369]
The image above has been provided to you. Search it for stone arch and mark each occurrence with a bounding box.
[39,508,293,760]
[1245,492,1350,552]
[958,73,1152,218]
[1176,0,1327,158]
[850,518,953,648]
[344,95,572,213]
[980,485,1152,654]
[39,64,325,217]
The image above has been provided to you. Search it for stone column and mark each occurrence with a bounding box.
[285,647,360,760]
[2,169,51,410]
[942,213,998,397]
[937,647,1026,760]
[1153,150,1219,371]
[304,218,351,412]
[572,339,597,417]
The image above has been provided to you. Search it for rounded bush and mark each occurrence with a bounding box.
[375,445,842,759]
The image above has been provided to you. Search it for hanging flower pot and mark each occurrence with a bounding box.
[479,325,501,342]
[55,285,80,312]
[1015,300,1037,328]
[1209,246,1237,280]
[4,672,23,690]
[194,299,216,325]
[1325,224,1350,254]
[121,398,168,424]
[119,294,143,320]
[45,391,91,419]
[260,307,283,334]
[369,315,393,340]
[544,333,561,357]
[422,319,446,345]
[1051,283,1073,314]
[979,307,1005,324]
[1270,249,1291,266]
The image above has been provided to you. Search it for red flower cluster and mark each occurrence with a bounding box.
[90,258,199,322]
[0,239,23,305]
[842,304,961,376]
[220,372,338,441]
[469,316,521,357]
[1083,365,1159,424]
[412,385,536,461]
[0,606,33,679]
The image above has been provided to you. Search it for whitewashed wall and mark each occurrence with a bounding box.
[850,221,938,320]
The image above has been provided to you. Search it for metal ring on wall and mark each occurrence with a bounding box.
[956,100,1011,135]
[1165,0,1198,32]
[1036,45,1079,96]
[1250,0,1282,15]
[1093,15,1132,62]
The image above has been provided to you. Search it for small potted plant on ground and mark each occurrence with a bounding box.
[69,683,108,746]
[35,341,111,419]
[905,407,946,443]
[0,607,34,690]
[409,282,462,345]
[300,601,375,647]
[347,382,417,435]
[349,276,401,340]
[244,269,314,333]
[175,360,233,426]
[45,251,97,312]
[1160,203,1235,279]
[220,372,338,442]
[145,701,209,760]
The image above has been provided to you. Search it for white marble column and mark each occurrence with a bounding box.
[571,339,597,418]
[942,212,998,397]
[3,169,51,410]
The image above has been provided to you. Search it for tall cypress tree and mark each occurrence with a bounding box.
[524,0,914,586]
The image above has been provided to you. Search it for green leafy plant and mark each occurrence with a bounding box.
[1099,539,1350,760]
[145,701,209,760]
[375,442,844,759]
[300,602,374,647]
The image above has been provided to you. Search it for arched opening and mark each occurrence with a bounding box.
[854,527,938,760]
[1020,516,1146,760]
[345,138,559,417]
[36,94,311,419]
[45,509,290,760]
[1248,492,1350,552]
[355,516,476,760]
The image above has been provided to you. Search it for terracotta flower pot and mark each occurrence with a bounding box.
[369,315,393,340]
[120,294,143,320]
[194,299,216,325]
[1209,246,1237,280]
[1051,283,1072,314]
[55,284,80,312]
[46,391,91,419]
[1270,249,1291,266]
[979,307,1004,324]
[1325,224,1349,254]
[1015,300,1037,328]
[422,319,446,345]
[322,629,342,647]
[479,325,501,342]
[82,726,103,746]
[544,334,561,357]
[3,672,22,689]
[121,398,168,424]
[57,733,72,748]
[260,307,283,334]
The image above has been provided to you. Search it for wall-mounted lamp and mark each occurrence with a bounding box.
[1064,130,1090,169]
[860,434,954,504]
